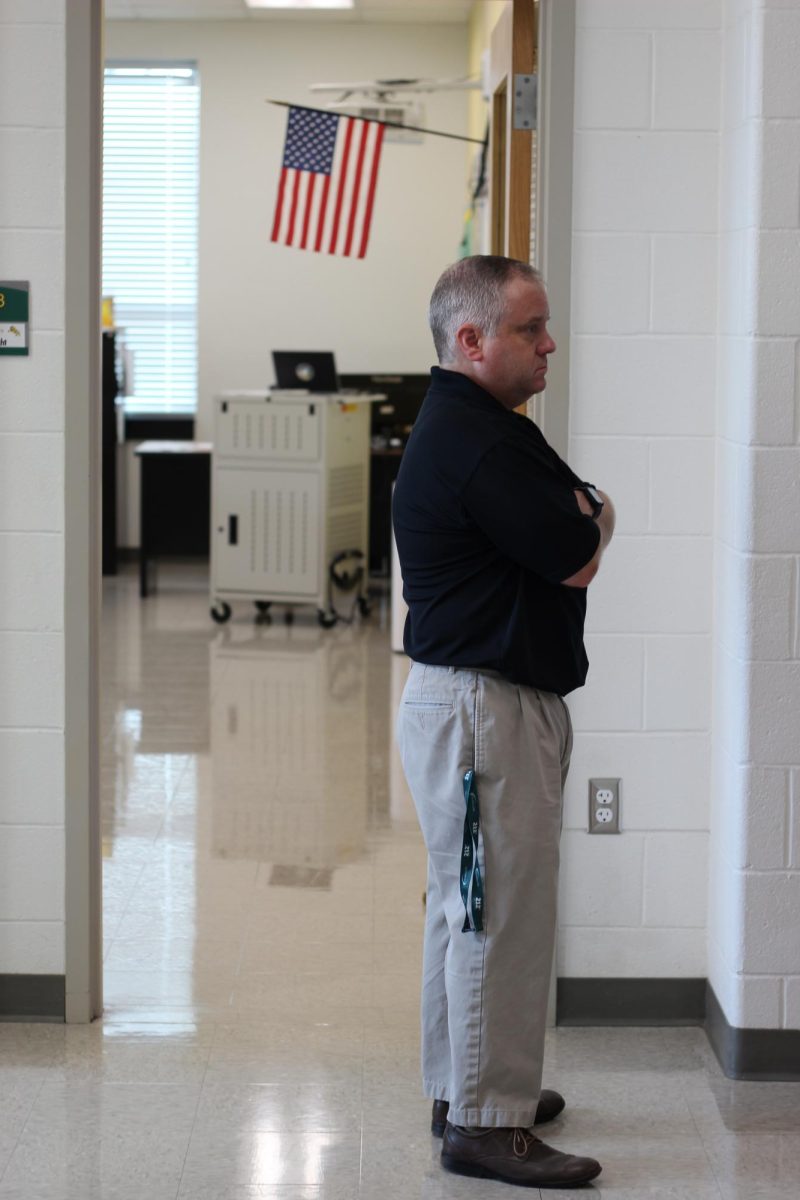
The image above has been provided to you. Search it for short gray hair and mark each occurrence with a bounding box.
[428,256,544,363]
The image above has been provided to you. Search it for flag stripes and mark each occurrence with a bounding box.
[271,109,384,259]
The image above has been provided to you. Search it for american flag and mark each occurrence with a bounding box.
[271,106,385,259]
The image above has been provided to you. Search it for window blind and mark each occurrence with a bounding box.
[103,64,200,413]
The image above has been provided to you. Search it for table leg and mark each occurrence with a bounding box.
[139,460,149,597]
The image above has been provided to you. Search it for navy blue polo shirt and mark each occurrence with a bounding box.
[392,367,600,696]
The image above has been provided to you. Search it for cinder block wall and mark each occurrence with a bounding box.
[709,0,800,1032]
[560,0,722,979]
[0,0,66,978]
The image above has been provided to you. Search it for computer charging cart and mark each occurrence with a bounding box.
[210,389,382,627]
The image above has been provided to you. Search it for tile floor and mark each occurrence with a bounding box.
[1,561,799,1199]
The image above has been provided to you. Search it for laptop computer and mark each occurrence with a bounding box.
[272,350,339,393]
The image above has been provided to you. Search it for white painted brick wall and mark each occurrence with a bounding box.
[643,832,709,928]
[760,121,800,227]
[756,232,800,336]
[559,832,646,928]
[569,437,649,534]
[785,978,800,1030]
[644,636,712,731]
[559,927,707,978]
[714,757,790,871]
[573,132,719,232]
[714,549,796,662]
[584,537,712,634]
[569,636,643,732]
[575,31,651,129]
[790,769,800,869]
[563,733,710,832]
[653,30,721,130]
[649,439,715,534]
[0,535,64,631]
[709,935,784,1028]
[0,2,66,976]
[563,0,720,981]
[0,436,64,531]
[572,234,650,334]
[0,731,64,826]
[718,338,797,446]
[757,6,800,119]
[577,1,721,32]
[708,0,800,1032]
[650,236,718,334]
[571,337,716,435]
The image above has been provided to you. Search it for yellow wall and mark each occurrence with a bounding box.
[467,0,509,142]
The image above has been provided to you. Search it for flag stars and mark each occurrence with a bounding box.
[283,109,339,174]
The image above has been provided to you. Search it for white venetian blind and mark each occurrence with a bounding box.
[103,64,200,412]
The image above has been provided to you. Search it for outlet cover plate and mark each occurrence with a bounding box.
[589,777,620,834]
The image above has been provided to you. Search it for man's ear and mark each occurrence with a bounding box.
[454,323,483,362]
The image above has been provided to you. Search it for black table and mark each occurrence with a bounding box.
[135,440,212,597]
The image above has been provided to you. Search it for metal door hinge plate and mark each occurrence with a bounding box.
[513,73,537,131]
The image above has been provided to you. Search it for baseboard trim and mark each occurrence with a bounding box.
[705,983,800,1081]
[556,977,706,1026]
[0,974,65,1022]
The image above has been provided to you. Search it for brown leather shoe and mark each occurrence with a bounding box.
[431,1090,566,1137]
[441,1124,602,1188]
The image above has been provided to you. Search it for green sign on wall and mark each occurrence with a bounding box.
[0,281,29,356]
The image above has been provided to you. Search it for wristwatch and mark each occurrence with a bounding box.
[576,483,604,519]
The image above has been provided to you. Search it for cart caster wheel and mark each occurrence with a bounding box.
[210,602,232,624]
[317,610,337,629]
[357,596,372,618]
[254,601,272,615]
[284,607,295,626]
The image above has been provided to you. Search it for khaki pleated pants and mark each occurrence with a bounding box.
[396,662,572,1129]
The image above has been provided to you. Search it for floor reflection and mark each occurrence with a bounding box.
[98,562,420,1024]
[208,623,372,881]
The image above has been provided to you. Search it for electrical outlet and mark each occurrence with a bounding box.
[589,778,620,834]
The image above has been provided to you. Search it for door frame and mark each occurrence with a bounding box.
[532,0,576,461]
[64,0,103,1023]
[487,0,576,454]
[59,0,578,1024]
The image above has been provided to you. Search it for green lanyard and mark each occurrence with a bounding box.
[460,768,484,932]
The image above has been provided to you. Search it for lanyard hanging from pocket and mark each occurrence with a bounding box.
[460,768,484,932]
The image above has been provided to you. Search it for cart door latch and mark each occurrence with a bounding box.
[228,515,238,545]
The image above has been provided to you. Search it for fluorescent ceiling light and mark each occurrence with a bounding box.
[245,1,355,9]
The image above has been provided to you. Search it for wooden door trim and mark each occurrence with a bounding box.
[490,80,508,255]
[509,0,536,262]
[488,1,537,263]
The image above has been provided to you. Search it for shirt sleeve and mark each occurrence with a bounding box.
[461,436,601,584]
[550,450,586,489]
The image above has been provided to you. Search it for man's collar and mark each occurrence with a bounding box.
[429,366,506,411]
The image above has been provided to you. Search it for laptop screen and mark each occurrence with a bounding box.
[272,350,339,393]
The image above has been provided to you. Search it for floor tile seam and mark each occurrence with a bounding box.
[679,1072,727,1199]
[357,1022,368,1197]
[174,1043,213,1199]
[0,1073,47,1187]
[231,929,249,979]
[102,854,150,957]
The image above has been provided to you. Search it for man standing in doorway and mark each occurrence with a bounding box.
[393,256,613,1189]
